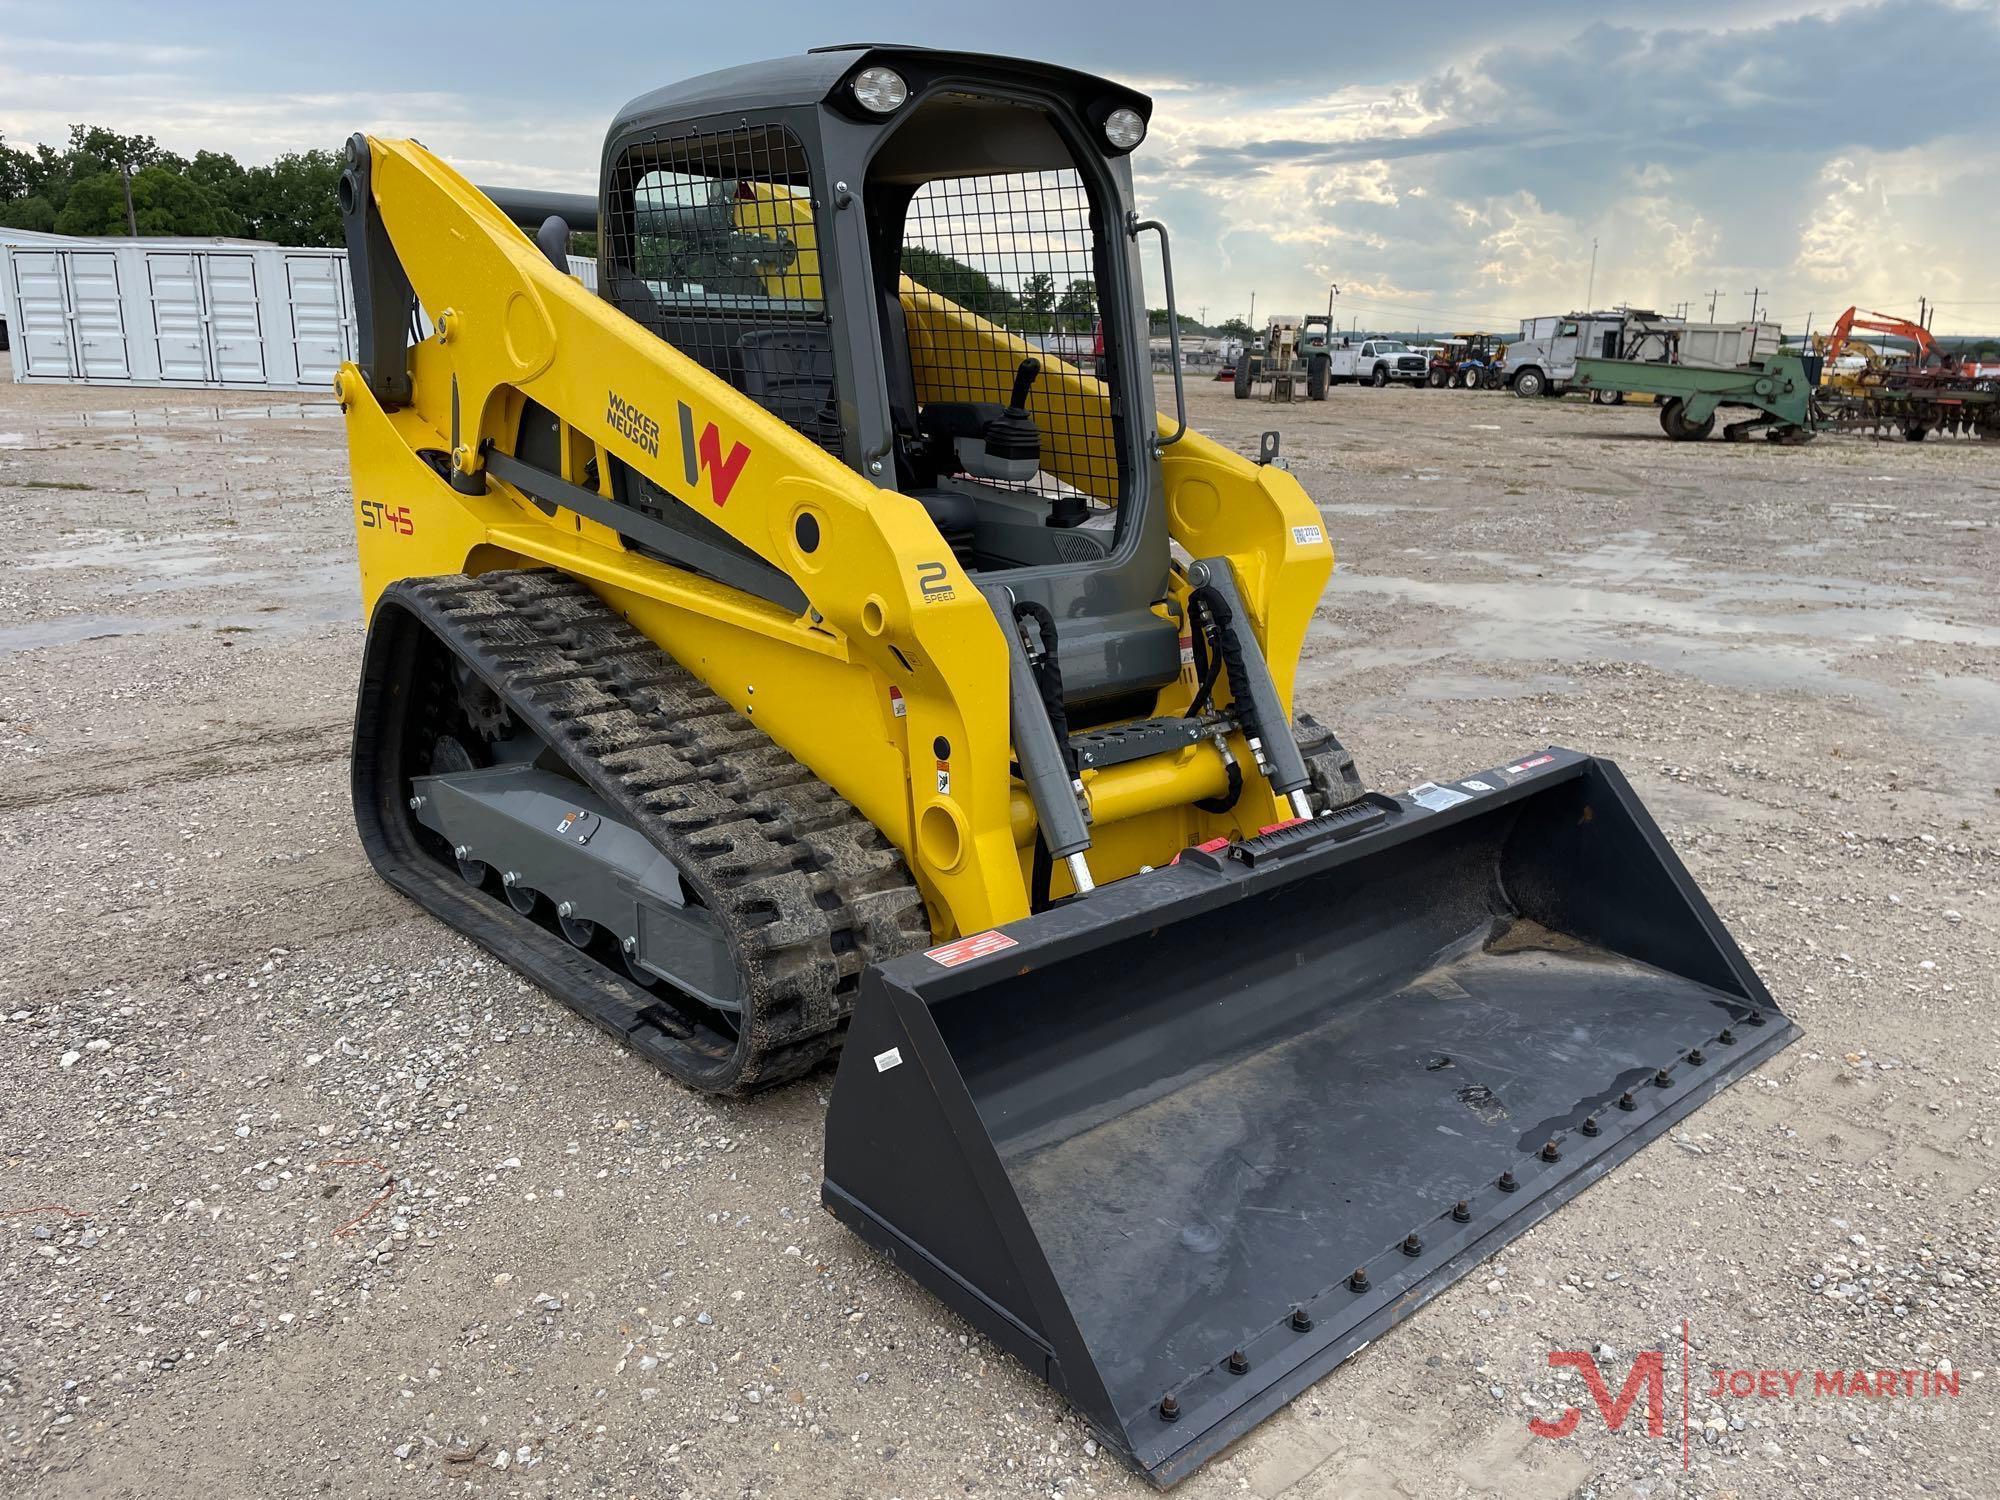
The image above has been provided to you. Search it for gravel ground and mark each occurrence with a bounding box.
[1,355,1994,1499]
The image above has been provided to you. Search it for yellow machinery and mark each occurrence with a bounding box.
[335,46,1791,1485]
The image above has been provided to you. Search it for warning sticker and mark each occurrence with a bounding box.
[1408,781,1472,812]
[1291,524,1326,546]
[1460,778,1494,792]
[888,685,906,718]
[1504,753,1557,776]
[1178,633,1195,667]
[873,1047,903,1073]
[924,930,1019,968]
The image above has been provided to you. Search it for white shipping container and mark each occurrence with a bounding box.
[0,229,603,391]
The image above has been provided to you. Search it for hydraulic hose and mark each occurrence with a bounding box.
[1012,600,1076,778]
[1013,599,1076,910]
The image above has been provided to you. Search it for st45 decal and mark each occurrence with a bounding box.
[357,500,414,535]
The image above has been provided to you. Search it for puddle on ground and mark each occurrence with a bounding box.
[6,522,354,641]
[1336,671,1581,722]
[0,432,25,447]
[1324,541,1999,745]
[0,614,203,652]
[1319,501,1446,518]
[11,529,349,602]
[1336,552,2000,652]
[1404,531,1954,609]
[50,402,338,429]
[1922,672,2000,742]
[18,529,278,574]
[0,594,356,654]
[1402,671,1576,701]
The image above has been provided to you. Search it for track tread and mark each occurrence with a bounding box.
[377,570,930,1093]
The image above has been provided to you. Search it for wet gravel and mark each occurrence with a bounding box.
[1,363,1994,1499]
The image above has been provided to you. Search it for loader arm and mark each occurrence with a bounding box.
[341,137,1331,929]
[338,135,1026,929]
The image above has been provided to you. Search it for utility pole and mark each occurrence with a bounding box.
[1326,282,1338,333]
[1744,287,1765,321]
[1585,237,1598,311]
[119,161,138,237]
[1248,291,1256,332]
[1704,287,1722,320]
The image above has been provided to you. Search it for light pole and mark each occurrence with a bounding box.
[119,159,139,237]
[1325,282,1338,333]
[1248,290,1257,332]
[1584,237,1598,311]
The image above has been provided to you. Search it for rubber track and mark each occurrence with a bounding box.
[374,570,930,1093]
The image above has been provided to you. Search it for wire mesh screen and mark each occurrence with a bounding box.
[604,123,842,458]
[900,170,1120,505]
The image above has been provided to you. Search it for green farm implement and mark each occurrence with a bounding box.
[1573,351,1817,443]
[1573,350,1999,444]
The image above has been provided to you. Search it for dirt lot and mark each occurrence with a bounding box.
[2,355,1994,1500]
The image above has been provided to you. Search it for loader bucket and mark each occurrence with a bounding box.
[823,748,1794,1485]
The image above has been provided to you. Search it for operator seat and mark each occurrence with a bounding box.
[878,286,976,544]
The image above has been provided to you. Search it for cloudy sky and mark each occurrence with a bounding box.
[4,0,1997,334]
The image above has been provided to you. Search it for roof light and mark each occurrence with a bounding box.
[852,67,909,114]
[1104,107,1146,150]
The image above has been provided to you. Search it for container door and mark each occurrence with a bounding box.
[146,251,212,382]
[202,253,267,385]
[66,251,132,381]
[7,249,77,378]
[285,254,349,387]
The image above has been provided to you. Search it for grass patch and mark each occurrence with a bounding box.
[22,479,93,491]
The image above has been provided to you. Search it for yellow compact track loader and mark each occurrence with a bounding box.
[336,46,1793,1484]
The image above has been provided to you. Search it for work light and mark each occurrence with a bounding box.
[1103,107,1145,149]
[853,67,909,113]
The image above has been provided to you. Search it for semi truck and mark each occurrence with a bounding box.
[1506,311,1783,399]
[1504,310,1680,398]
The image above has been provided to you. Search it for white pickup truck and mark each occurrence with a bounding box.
[1300,328,1433,390]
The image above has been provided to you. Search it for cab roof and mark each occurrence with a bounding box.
[608,45,1150,144]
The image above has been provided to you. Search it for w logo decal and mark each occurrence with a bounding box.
[678,403,752,507]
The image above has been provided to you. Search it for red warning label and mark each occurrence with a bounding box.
[924,930,1019,968]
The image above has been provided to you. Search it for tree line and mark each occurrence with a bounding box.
[0,125,343,246]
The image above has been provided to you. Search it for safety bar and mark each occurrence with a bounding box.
[1129,215,1186,447]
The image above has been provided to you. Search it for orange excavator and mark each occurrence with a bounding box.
[1822,307,1947,372]
[1814,307,1997,439]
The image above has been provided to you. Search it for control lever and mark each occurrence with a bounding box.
[971,359,1043,489]
[1007,357,1041,411]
